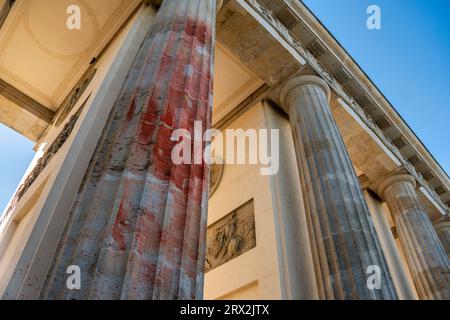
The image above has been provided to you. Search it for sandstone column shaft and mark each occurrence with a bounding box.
[379,174,450,299]
[280,75,396,299]
[41,0,217,300]
[434,220,450,260]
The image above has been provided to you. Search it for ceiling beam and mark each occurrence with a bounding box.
[0,78,54,123]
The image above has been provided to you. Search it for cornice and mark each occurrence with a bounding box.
[279,74,331,108]
[376,174,417,201]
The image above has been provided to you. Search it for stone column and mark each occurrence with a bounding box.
[377,174,450,299]
[279,75,396,299]
[364,189,418,299]
[434,220,450,260]
[41,0,217,300]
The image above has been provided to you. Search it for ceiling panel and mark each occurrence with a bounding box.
[0,0,140,111]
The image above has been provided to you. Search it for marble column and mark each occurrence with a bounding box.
[434,220,450,260]
[377,174,450,299]
[41,0,217,300]
[280,75,396,299]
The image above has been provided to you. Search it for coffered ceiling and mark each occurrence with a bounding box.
[0,0,140,141]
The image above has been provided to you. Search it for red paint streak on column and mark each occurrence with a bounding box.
[41,0,217,300]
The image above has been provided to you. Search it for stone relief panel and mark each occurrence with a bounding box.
[205,199,256,272]
[53,67,96,126]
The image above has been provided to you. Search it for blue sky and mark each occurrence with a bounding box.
[0,124,35,213]
[302,0,450,173]
[0,0,449,213]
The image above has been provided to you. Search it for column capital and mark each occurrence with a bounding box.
[279,75,331,109]
[376,173,416,200]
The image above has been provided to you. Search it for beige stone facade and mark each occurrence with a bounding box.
[0,0,448,300]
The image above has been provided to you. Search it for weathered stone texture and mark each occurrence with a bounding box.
[280,75,397,299]
[41,0,217,300]
[380,174,450,299]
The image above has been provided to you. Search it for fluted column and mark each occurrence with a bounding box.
[280,75,396,299]
[378,174,450,299]
[434,220,450,259]
[41,0,217,300]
